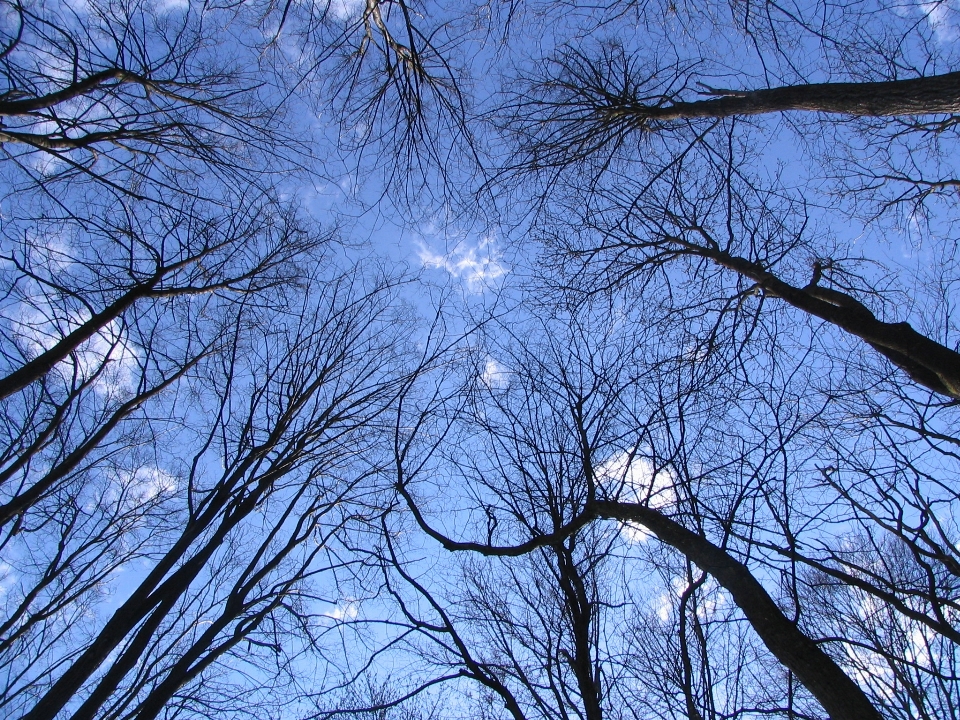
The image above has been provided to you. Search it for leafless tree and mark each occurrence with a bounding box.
[385,302,960,720]
[0,0,304,201]
[0,190,329,533]
[2,257,419,720]
[4,2,960,720]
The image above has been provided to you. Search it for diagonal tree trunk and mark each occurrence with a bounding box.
[590,501,883,720]
[0,285,154,401]
[697,248,960,400]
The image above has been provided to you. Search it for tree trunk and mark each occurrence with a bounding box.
[0,284,152,401]
[618,71,960,123]
[590,501,882,720]
[701,249,960,400]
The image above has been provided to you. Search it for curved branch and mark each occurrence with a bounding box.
[394,479,594,556]
[395,485,883,720]
[0,68,146,116]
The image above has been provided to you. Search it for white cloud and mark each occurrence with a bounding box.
[0,561,17,599]
[155,0,189,11]
[597,450,676,507]
[652,577,729,623]
[920,0,959,42]
[29,148,67,178]
[595,449,676,543]
[322,599,359,621]
[24,230,75,272]
[96,466,178,515]
[417,236,507,293]
[114,467,178,508]
[654,591,673,621]
[845,643,896,700]
[327,0,365,20]
[681,342,710,364]
[479,356,510,389]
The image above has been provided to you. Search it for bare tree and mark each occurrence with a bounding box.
[482,0,960,400]
[383,311,906,720]
[0,0,298,198]
[0,190,329,537]
[2,258,417,720]
[4,2,960,720]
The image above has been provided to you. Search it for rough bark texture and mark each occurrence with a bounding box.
[617,71,960,122]
[591,501,883,720]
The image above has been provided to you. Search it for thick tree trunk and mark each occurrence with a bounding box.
[555,546,603,720]
[0,69,132,116]
[590,501,883,720]
[701,249,960,400]
[618,71,960,123]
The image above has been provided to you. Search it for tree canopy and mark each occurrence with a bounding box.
[1,1,959,720]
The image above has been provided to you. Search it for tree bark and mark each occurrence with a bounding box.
[616,71,960,123]
[590,501,882,720]
[554,545,603,720]
[0,283,154,401]
[18,494,256,720]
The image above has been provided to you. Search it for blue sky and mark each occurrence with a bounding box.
[2,0,960,717]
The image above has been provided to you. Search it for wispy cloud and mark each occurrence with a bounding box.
[322,599,359,621]
[111,467,178,510]
[327,0,365,20]
[920,0,959,42]
[417,236,508,293]
[155,0,189,12]
[653,576,729,623]
[479,356,510,389]
[0,561,17,599]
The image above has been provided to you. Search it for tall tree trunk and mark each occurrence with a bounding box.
[699,248,960,399]
[0,283,153,401]
[590,501,883,720]
[554,545,603,720]
[615,71,960,123]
